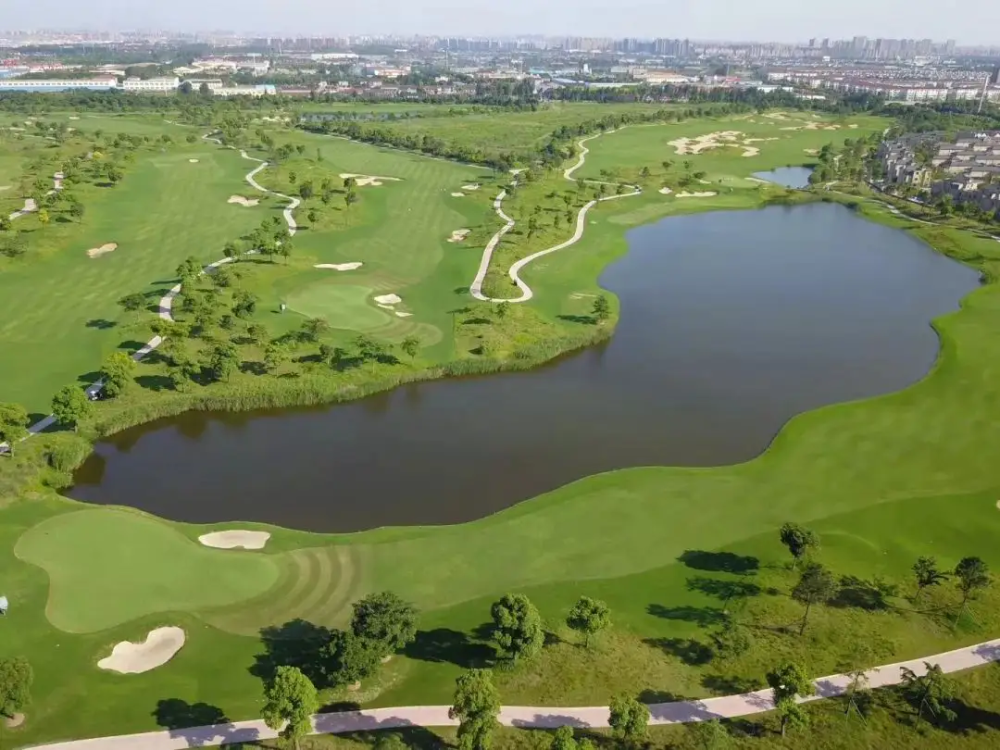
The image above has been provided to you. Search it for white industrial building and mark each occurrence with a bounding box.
[122,76,179,92]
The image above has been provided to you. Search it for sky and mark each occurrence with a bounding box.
[8,0,1000,46]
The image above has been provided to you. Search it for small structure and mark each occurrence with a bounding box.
[0,595,8,615]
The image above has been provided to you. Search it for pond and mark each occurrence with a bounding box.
[753,166,814,188]
[68,203,980,532]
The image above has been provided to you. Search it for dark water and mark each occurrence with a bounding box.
[754,166,814,188]
[69,204,980,532]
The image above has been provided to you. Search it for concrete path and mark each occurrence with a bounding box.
[28,638,1000,749]
[0,142,297,454]
[470,131,640,303]
[6,172,62,222]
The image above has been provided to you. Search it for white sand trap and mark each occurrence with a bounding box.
[450,192,465,197]
[69,116,80,120]
[803,148,819,155]
[98,627,185,674]
[823,125,841,130]
[374,294,402,305]
[658,187,673,195]
[377,304,395,310]
[849,124,859,129]
[745,138,779,144]
[227,195,259,207]
[189,159,199,163]
[314,262,363,271]
[676,191,717,198]
[9,126,23,131]
[462,184,480,191]
[668,131,743,155]
[448,229,471,243]
[87,243,118,259]
[741,147,760,157]
[395,311,413,318]
[340,173,399,187]
[198,530,271,550]
[0,185,10,192]
[764,112,789,120]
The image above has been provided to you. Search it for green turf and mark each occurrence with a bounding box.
[14,508,280,633]
[285,282,391,331]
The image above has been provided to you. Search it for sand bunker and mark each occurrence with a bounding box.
[741,147,760,157]
[227,195,259,207]
[198,530,271,550]
[340,173,399,187]
[462,184,480,191]
[658,187,673,195]
[395,311,413,318]
[374,294,402,305]
[849,124,859,129]
[188,158,199,163]
[745,138,779,144]
[450,192,465,197]
[87,243,118,258]
[803,148,819,155]
[764,112,789,120]
[69,116,80,120]
[314,262,363,271]
[0,185,10,192]
[97,627,185,674]
[668,131,743,155]
[781,122,823,131]
[676,191,717,198]
[448,229,471,243]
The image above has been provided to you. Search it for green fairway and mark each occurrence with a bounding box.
[14,508,281,634]
[285,282,391,331]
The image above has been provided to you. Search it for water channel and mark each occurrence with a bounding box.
[69,195,980,532]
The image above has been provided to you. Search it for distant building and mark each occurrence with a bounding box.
[212,84,275,97]
[0,77,118,92]
[122,76,179,92]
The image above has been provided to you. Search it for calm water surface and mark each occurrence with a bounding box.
[69,204,979,532]
[754,166,814,188]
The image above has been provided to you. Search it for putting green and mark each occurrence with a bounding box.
[285,282,393,331]
[15,509,281,634]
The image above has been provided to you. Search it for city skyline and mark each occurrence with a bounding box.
[3,0,999,47]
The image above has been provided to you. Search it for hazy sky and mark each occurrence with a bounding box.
[9,0,1000,46]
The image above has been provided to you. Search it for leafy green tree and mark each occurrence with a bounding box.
[954,556,990,622]
[374,734,409,750]
[495,302,510,322]
[322,629,382,687]
[261,666,318,750]
[791,562,838,635]
[232,290,258,319]
[0,657,33,718]
[0,403,30,456]
[711,621,753,660]
[307,209,318,224]
[300,317,329,343]
[117,292,146,323]
[69,201,85,221]
[263,343,288,374]
[51,385,92,431]
[100,352,136,397]
[222,241,239,263]
[913,556,949,599]
[566,596,611,647]
[246,323,267,347]
[550,725,577,750]
[900,663,957,724]
[490,593,544,662]
[779,522,819,562]
[449,669,501,750]
[207,342,240,382]
[687,718,733,749]
[608,693,649,747]
[591,295,610,324]
[401,336,420,361]
[355,335,387,372]
[776,700,808,736]
[766,662,814,736]
[351,591,418,659]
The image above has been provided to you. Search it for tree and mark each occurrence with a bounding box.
[791,562,837,635]
[37,208,50,225]
[307,208,318,224]
[687,719,733,750]
[608,693,648,747]
[374,734,409,750]
[355,334,387,372]
[401,336,420,361]
[100,351,136,397]
[449,670,501,750]
[51,385,92,431]
[232,290,258,319]
[350,591,418,659]
[490,593,544,662]
[261,666,318,750]
[223,241,239,263]
[711,621,753,660]
[298,180,314,199]
[117,292,146,323]
[246,323,267,347]
[776,700,809,736]
[954,556,990,623]
[591,295,610,324]
[494,302,510,322]
[766,662,814,737]
[550,725,577,750]
[300,317,329,343]
[900,663,956,724]
[0,657,32,719]
[69,201,85,221]
[913,556,949,599]
[566,596,611,647]
[278,239,293,264]
[0,403,29,457]
[640,166,651,180]
[207,342,240,382]
[779,522,819,562]
[322,629,382,687]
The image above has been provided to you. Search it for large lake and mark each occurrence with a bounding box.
[69,202,980,532]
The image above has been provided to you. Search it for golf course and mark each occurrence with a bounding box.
[3,98,1000,749]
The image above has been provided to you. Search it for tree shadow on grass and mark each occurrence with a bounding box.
[334,726,446,750]
[135,374,175,392]
[701,673,764,696]
[403,627,494,669]
[678,550,760,575]
[557,314,597,325]
[116,339,148,353]
[644,637,714,666]
[647,603,727,628]
[250,619,332,685]
[76,370,102,386]
[85,318,116,330]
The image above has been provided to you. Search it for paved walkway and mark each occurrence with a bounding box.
[29,638,1000,749]
[0,141,297,454]
[470,131,640,303]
